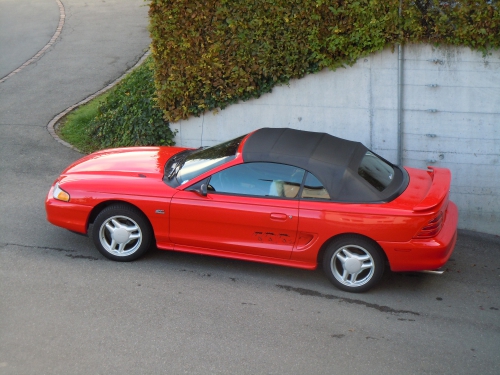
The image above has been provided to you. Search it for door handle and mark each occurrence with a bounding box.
[270,213,288,221]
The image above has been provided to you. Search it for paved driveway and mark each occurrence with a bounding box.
[0,1,499,374]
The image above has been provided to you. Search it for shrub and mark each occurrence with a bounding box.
[88,56,175,149]
[149,0,499,123]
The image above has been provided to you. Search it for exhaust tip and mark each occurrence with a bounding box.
[419,269,445,275]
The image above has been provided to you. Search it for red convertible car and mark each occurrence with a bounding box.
[46,128,458,292]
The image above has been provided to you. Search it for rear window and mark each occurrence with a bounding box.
[358,151,394,192]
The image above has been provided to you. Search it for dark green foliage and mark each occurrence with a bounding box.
[88,56,176,149]
[149,0,499,123]
[402,1,500,49]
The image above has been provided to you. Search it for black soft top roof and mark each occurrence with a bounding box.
[242,128,406,203]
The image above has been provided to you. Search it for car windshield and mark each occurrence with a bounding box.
[357,151,394,192]
[174,135,246,185]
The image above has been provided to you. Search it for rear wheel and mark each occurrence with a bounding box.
[323,236,384,293]
[92,204,152,261]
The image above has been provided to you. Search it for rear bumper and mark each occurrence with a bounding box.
[379,201,458,272]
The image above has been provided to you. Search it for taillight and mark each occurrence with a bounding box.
[414,211,444,239]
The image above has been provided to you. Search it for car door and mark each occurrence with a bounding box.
[169,162,305,259]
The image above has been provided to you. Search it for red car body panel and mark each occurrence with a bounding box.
[170,191,299,259]
[379,202,458,271]
[46,136,458,274]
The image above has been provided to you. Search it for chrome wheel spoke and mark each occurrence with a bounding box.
[357,254,371,262]
[129,232,141,240]
[360,262,373,270]
[342,248,355,259]
[342,269,349,281]
[110,218,122,229]
[105,222,116,233]
[109,238,117,251]
[117,242,126,253]
[337,253,348,265]
[350,270,362,283]
[123,223,139,233]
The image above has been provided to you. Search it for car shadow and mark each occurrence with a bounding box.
[137,246,442,295]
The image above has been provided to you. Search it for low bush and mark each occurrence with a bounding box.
[87,56,175,149]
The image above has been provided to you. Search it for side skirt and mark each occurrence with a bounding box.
[156,243,317,270]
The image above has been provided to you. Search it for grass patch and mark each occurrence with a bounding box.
[57,56,175,154]
[58,93,109,153]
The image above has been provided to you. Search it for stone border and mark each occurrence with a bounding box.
[47,50,151,152]
[0,0,65,84]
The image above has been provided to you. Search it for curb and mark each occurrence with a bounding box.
[0,0,65,84]
[47,50,151,153]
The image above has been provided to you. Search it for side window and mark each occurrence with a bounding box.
[209,163,305,198]
[301,173,331,200]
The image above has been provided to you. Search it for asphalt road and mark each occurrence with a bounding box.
[0,1,499,374]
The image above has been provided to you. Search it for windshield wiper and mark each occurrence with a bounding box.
[167,160,183,179]
[164,148,201,182]
[167,154,188,180]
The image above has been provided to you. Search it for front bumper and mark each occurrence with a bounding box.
[379,201,458,272]
[45,187,92,235]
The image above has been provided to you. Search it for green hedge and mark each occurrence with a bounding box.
[87,56,176,149]
[149,0,499,123]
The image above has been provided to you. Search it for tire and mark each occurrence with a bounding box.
[323,235,385,293]
[92,204,153,262]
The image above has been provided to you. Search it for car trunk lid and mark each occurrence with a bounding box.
[412,167,451,212]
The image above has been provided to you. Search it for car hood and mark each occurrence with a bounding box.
[62,146,189,179]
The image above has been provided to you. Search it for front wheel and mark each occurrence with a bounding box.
[323,236,385,293]
[92,204,153,261]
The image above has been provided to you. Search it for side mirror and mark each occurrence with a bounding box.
[199,183,207,197]
[187,180,209,197]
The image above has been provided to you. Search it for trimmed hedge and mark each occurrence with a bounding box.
[149,0,499,123]
[87,56,176,149]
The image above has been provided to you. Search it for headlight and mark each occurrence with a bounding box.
[53,183,70,202]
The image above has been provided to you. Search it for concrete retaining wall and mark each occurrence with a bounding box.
[171,44,500,235]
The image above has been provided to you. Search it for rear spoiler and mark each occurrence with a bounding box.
[413,167,451,212]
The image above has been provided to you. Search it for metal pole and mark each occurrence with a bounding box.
[397,0,404,166]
